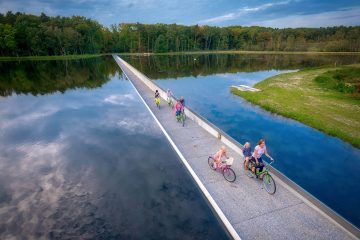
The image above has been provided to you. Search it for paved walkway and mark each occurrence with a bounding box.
[114,56,355,240]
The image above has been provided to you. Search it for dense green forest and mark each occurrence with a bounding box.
[1,12,359,56]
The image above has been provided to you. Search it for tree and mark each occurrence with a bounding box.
[0,23,16,55]
[154,34,167,53]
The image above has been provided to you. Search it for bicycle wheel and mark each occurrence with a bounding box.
[208,157,216,170]
[223,167,236,182]
[182,114,185,127]
[263,174,276,194]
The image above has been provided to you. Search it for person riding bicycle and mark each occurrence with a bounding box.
[154,90,160,105]
[155,90,160,99]
[166,89,173,99]
[174,99,183,119]
[179,96,185,108]
[250,139,273,177]
[213,146,229,168]
[243,142,252,171]
[166,89,173,106]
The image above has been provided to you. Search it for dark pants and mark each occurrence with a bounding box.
[250,157,264,174]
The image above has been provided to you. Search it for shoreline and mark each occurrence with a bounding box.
[0,54,106,61]
[1,50,360,61]
[231,65,360,149]
[119,50,360,56]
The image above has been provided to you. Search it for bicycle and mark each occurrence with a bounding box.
[176,110,185,127]
[208,156,236,182]
[182,107,186,120]
[155,97,160,109]
[244,158,276,194]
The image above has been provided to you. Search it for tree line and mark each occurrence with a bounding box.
[1,12,359,56]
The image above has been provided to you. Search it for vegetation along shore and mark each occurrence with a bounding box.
[0,12,359,57]
[231,65,360,148]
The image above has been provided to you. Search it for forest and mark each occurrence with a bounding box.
[0,12,359,56]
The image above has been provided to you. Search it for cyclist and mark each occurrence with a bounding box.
[179,96,186,117]
[243,142,252,170]
[166,89,173,99]
[166,89,173,105]
[179,96,185,107]
[174,99,183,120]
[155,89,160,99]
[250,139,273,177]
[154,90,160,106]
[213,146,229,168]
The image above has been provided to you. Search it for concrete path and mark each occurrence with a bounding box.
[114,56,356,240]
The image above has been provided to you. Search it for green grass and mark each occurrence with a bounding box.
[0,54,107,61]
[231,64,360,148]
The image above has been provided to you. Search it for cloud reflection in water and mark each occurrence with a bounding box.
[0,71,228,239]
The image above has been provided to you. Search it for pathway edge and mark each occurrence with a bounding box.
[113,55,241,240]
[113,54,360,240]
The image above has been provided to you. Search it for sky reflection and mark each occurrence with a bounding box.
[0,68,228,239]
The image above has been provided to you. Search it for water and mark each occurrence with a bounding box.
[123,53,360,228]
[123,53,360,80]
[0,57,229,239]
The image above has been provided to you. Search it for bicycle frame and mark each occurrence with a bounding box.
[253,160,274,177]
[176,111,185,120]
[176,111,182,118]
[215,161,230,171]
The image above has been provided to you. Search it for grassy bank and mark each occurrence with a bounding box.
[231,64,360,148]
[0,54,106,61]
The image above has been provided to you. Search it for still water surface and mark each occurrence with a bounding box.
[0,57,229,239]
[123,53,360,228]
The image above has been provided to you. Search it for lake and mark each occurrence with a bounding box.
[0,57,229,239]
[123,53,360,228]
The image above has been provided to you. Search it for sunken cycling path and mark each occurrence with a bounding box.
[113,55,357,240]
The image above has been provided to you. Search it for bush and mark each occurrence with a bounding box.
[315,67,360,94]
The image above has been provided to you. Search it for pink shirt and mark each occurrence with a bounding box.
[253,145,266,159]
[175,102,183,111]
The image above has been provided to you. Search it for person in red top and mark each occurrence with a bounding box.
[174,99,183,118]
